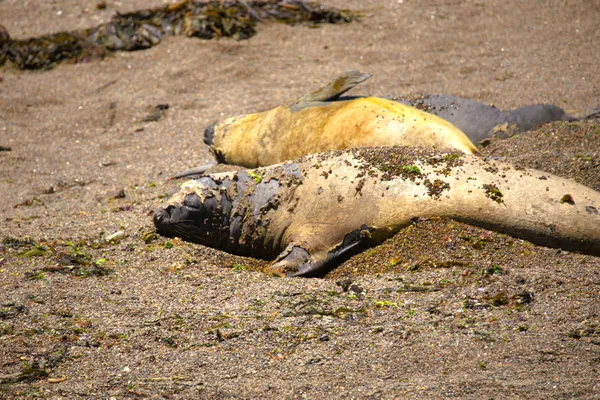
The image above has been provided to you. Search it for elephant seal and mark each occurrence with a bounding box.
[170,72,477,178]
[202,72,478,168]
[155,146,600,277]
[175,71,597,178]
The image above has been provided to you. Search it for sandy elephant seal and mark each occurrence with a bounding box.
[155,146,600,277]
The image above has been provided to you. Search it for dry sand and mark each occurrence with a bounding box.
[1,0,599,398]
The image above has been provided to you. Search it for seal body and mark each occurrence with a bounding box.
[155,146,600,277]
[208,96,479,167]
[177,71,597,179]
[392,94,583,144]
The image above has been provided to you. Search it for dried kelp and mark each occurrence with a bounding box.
[0,0,357,70]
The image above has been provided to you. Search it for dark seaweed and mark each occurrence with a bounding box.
[0,1,358,70]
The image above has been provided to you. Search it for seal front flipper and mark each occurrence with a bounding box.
[265,224,374,277]
[264,244,314,277]
[265,241,362,278]
[290,70,371,110]
[170,121,222,179]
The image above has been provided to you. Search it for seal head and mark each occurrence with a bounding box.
[154,176,235,249]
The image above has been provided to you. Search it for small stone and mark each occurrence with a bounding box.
[105,230,126,243]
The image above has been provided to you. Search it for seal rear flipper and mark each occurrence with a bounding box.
[505,104,577,132]
[170,161,218,180]
[291,71,371,108]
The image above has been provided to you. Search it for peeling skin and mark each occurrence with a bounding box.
[155,146,600,277]
[250,178,281,219]
[586,206,599,215]
[282,163,302,179]
[155,164,303,259]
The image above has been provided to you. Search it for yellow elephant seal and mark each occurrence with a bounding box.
[174,72,478,177]
[211,94,479,167]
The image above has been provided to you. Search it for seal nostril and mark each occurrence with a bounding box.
[153,208,168,226]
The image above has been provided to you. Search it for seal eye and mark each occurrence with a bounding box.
[183,193,203,210]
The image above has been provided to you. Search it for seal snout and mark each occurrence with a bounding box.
[153,207,171,233]
[153,194,208,238]
[153,192,226,246]
[204,124,216,146]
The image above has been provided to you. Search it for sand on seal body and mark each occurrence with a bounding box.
[155,146,600,277]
